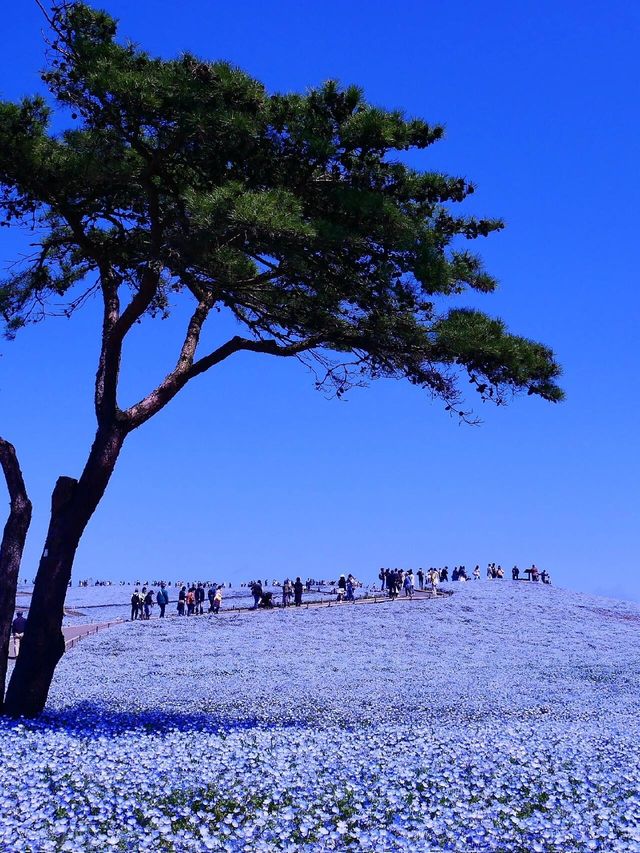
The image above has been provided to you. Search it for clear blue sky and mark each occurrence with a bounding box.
[1,1,638,599]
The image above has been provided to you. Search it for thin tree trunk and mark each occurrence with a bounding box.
[0,439,32,711]
[3,423,126,718]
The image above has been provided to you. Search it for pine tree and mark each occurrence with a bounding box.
[0,2,562,716]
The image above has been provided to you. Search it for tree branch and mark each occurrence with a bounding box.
[124,332,325,429]
[94,265,161,424]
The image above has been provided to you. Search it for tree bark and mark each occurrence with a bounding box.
[0,439,32,711]
[3,422,126,718]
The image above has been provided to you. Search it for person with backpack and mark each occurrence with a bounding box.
[156,583,169,618]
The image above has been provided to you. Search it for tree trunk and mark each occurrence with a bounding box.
[3,423,126,718]
[0,439,32,710]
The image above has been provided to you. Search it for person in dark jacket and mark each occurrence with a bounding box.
[156,584,169,618]
[131,590,140,621]
[250,581,262,609]
[208,584,216,613]
[144,588,154,619]
[195,583,205,615]
[12,612,26,657]
[177,586,186,616]
[294,577,303,606]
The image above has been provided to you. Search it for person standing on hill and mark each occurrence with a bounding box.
[250,580,262,609]
[512,566,520,580]
[12,611,27,657]
[144,587,154,619]
[294,577,304,606]
[156,583,169,618]
[346,577,355,602]
[195,583,205,615]
[186,587,196,615]
[130,590,140,621]
[177,585,186,616]
[212,586,223,613]
[403,573,413,598]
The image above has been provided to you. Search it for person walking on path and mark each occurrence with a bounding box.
[12,611,26,658]
[294,577,303,606]
[177,586,186,616]
[156,583,169,618]
[403,573,413,598]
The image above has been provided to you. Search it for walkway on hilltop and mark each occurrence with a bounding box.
[8,588,450,658]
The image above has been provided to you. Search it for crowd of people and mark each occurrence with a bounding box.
[129,582,225,619]
[378,563,551,594]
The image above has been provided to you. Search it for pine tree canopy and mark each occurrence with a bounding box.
[0,2,563,423]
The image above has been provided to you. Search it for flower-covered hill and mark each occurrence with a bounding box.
[2,581,640,852]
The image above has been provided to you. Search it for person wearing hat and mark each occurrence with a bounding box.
[12,611,27,657]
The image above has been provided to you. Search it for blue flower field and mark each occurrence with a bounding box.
[2,581,640,851]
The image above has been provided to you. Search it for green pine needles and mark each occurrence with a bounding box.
[0,1,563,419]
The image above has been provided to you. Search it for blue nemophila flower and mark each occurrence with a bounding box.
[2,582,640,850]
